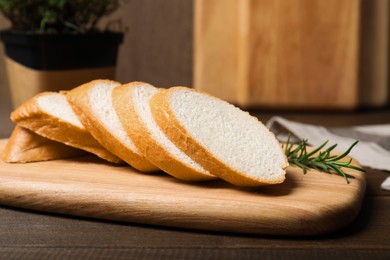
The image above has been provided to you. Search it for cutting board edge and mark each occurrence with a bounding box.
[0,138,366,236]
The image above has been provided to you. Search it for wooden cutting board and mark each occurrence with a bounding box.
[0,139,366,236]
[194,0,389,109]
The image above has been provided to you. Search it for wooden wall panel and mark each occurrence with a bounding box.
[359,0,389,107]
[1,0,388,114]
[104,0,193,88]
[248,0,360,108]
[0,14,13,138]
[0,14,11,105]
[194,0,239,102]
[194,0,362,109]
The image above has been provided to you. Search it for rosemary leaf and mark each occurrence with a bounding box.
[283,134,365,183]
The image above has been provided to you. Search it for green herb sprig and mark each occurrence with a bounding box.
[284,135,366,183]
[0,0,124,34]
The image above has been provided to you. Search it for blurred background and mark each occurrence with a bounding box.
[0,0,193,137]
[1,0,389,138]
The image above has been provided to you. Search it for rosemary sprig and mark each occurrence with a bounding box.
[284,135,366,183]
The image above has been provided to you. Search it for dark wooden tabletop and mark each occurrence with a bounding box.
[1,103,390,259]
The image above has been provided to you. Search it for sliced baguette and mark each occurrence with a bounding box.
[10,91,121,163]
[113,82,216,181]
[66,80,158,172]
[2,125,86,163]
[150,87,288,187]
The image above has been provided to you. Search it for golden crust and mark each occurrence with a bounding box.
[11,91,121,163]
[66,80,158,172]
[150,87,287,187]
[2,125,86,163]
[112,82,216,181]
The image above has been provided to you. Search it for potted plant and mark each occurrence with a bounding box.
[0,0,124,108]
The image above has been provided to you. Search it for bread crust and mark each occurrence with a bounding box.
[150,87,288,187]
[2,126,86,163]
[66,80,158,172]
[112,82,216,181]
[11,91,121,163]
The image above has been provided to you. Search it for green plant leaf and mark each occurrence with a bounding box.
[284,135,365,183]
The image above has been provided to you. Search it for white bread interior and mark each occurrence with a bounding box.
[150,87,288,187]
[66,80,158,172]
[38,93,83,128]
[6,81,288,187]
[113,82,216,181]
[10,91,121,163]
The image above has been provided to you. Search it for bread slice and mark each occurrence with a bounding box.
[112,82,217,181]
[66,80,159,172]
[2,125,86,163]
[150,87,288,187]
[10,91,121,163]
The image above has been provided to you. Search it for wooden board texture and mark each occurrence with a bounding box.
[194,0,388,109]
[194,0,360,108]
[0,139,366,236]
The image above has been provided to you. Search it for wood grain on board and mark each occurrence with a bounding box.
[0,139,366,236]
[195,0,387,109]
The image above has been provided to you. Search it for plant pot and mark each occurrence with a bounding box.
[0,30,123,108]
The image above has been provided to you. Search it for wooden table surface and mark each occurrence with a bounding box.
[1,101,390,259]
